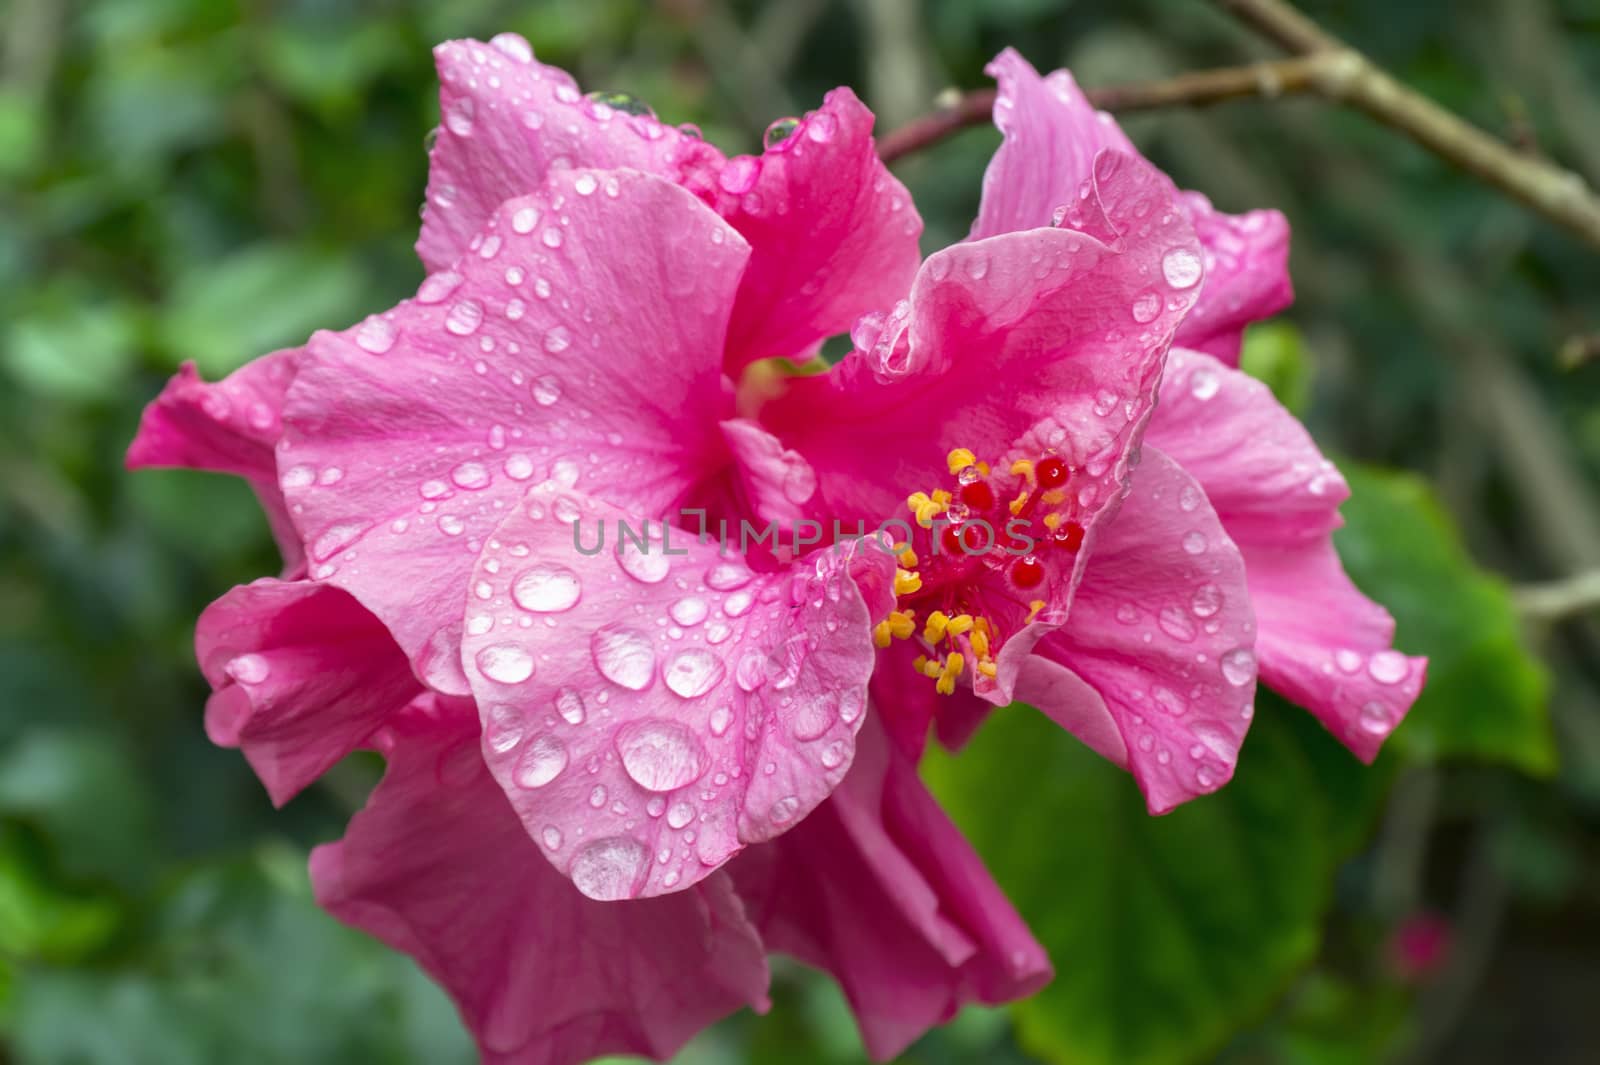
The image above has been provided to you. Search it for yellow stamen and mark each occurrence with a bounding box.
[887,610,917,640]
[945,613,974,638]
[873,620,893,648]
[906,491,931,515]
[918,656,944,679]
[1026,599,1046,623]
[1009,489,1030,515]
[914,500,943,528]
[970,628,990,659]
[1010,459,1034,480]
[946,448,977,474]
[923,610,950,645]
[898,548,918,568]
[978,661,998,678]
[931,489,952,506]
[1042,512,1063,530]
[935,652,966,695]
[977,461,991,476]
[1042,488,1066,506]
[894,568,923,596]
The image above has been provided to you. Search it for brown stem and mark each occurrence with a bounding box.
[878,0,1600,251]
[877,57,1325,165]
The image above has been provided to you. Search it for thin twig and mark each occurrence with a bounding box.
[877,56,1326,164]
[1515,569,1600,621]
[877,0,1600,250]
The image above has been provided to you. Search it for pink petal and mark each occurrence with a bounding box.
[280,169,750,697]
[971,49,1291,364]
[730,712,1050,1059]
[1144,348,1425,759]
[713,89,923,373]
[1029,447,1258,814]
[761,149,1199,551]
[312,699,769,1065]
[1174,193,1292,364]
[127,352,305,573]
[460,485,893,899]
[197,578,421,805]
[417,35,725,273]
[718,417,819,528]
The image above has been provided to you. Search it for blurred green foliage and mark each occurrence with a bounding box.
[3,0,1598,1063]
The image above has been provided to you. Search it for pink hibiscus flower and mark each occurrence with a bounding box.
[759,49,1426,815]
[132,34,1050,1062]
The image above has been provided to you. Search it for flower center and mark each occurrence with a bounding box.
[873,447,1087,695]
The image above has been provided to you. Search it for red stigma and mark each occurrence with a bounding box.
[1011,555,1044,588]
[1053,521,1085,552]
[1036,456,1068,489]
[959,480,995,511]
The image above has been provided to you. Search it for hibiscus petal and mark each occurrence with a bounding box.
[761,148,1199,553]
[971,49,1291,364]
[1030,447,1258,814]
[196,578,421,805]
[311,700,769,1065]
[127,352,305,573]
[718,417,819,528]
[1144,348,1425,759]
[713,89,922,373]
[730,712,1050,1059]
[280,169,750,697]
[417,35,725,273]
[460,485,893,899]
[1175,193,1292,364]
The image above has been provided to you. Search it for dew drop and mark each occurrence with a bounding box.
[512,564,582,612]
[1368,650,1410,685]
[476,642,535,684]
[570,837,647,900]
[513,734,568,788]
[663,649,725,699]
[1162,247,1202,289]
[445,299,484,336]
[225,653,270,685]
[614,719,708,791]
[1219,647,1256,687]
[591,625,656,690]
[354,316,397,354]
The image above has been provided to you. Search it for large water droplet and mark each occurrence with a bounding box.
[669,597,709,626]
[663,649,725,699]
[532,375,561,406]
[354,316,397,354]
[1162,247,1202,289]
[225,653,270,685]
[554,688,586,725]
[513,734,568,788]
[1189,369,1220,401]
[1367,650,1409,685]
[1219,647,1256,687]
[445,299,484,336]
[451,461,490,490]
[445,97,475,136]
[570,837,648,900]
[476,642,535,685]
[616,539,670,583]
[1131,290,1161,323]
[513,564,582,612]
[591,625,655,690]
[614,719,707,791]
[705,562,751,591]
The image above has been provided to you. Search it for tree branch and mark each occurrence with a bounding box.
[877,56,1326,164]
[877,0,1600,250]
[1515,569,1600,621]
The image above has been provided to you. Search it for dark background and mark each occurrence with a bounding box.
[1,0,1596,1062]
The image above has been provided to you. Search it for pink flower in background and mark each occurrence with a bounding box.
[127,32,1426,1065]
[757,49,1425,814]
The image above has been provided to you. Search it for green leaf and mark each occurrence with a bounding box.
[159,243,368,377]
[923,692,1390,1065]
[1239,321,1312,417]
[3,303,140,402]
[1334,466,1554,773]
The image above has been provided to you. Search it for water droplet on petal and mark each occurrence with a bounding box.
[225,653,270,685]
[512,565,582,612]
[543,326,571,353]
[451,461,490,490]
[591,625,656,690]
[1368,650,1410,685]
[445,299,484,336]
[417,271,463,304]
[570,837,647,900]
[476,642,535,685]
[663,649,725,699]
[1131,290,1161,323]
[615,719,707,791]
[355,316,397,354]
[704,563,750,591]
[1190,369,1220,401]
[669,597,709,626]
[513,734,567,787]
[1162,247,1202,289]
[532,375,562,406]
[1219,647,1256,687]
